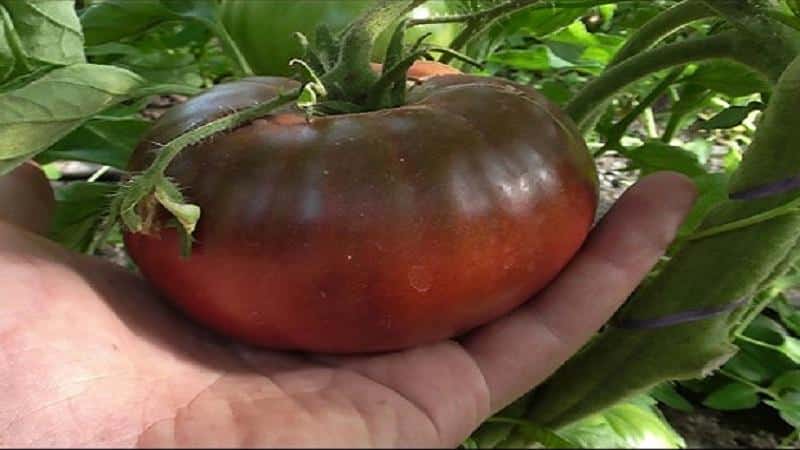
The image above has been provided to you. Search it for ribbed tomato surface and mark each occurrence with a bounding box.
[125,70,598,353]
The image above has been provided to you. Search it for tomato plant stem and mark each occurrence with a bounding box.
[767,10,800,33]
[718,368,774,397]
[434,0,651,64]
[524,55,800,431]
[133,84,204,97]
[152,90,302,175]
[687,202,800,242]
[610,0,714,66]
[730,55,800,194]
[90,87,303,253]
[208,22,255,77]
[0,5,33,72]
[439,0,542,63]
[599,67,684,155]
[321,0,425,102]
[580,0,716,133]
[415,0,538,28]
[567,32,740,129]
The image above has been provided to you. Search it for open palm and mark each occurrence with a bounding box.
[0,165,696,448]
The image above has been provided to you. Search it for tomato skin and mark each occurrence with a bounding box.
[220,0,462,76]
[124,68,598,353]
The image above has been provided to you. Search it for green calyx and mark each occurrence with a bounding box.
[292,0,418,113]
[289,0,479,115]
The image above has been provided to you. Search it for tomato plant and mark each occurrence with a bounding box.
[5,0,800,447]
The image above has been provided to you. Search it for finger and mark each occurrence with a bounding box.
[0,163,55,235]
[462,171,698,412]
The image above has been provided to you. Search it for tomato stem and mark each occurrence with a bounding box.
[132,84,204,97]
[687,202,800,242]
[90,87,304,253]
[610,0,715,66]
[598,67,685,155]
[439,0,542,63]
[208,21,255,77]
[151,88,302,175]
[320,0,426,103]
[431,0,646,63]
[729,54,800,194]
[579,0,717,134]
[565,31,782,131]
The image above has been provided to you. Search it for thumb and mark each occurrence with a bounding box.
[0,163,55,235]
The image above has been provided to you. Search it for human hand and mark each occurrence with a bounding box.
[0,165,695,447]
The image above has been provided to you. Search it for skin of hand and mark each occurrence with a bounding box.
[0,164,696,448]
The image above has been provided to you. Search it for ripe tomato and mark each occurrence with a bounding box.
[220,0,463,76]
[124,63,598,353]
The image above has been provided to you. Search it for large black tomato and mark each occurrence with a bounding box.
[125,64,598,353]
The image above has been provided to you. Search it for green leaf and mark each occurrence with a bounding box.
[670,83,713,118]
[0,0,85,67]
[702,382,760,411]
[0,5,17,82]
[160,0,217,27]
[698,102,764,130]
[549,20,601,47]
[789,0,800,17]
[734,315,800,368]
[538,78,573,105]
[0,65,54,94]
[770,296,800,336]
[0,63,144,174]
[115,47,206,87]
[663,83,714,138]
[730,339,799,384]
[81,0,221,47]
[724,350,781,385]
[84,42,145,58]
[80,0,171,46]
[612,2,666,29]
[50,181,117,252]
[778,336,800,364]
[684,139,713,164]
[651,383,695,413]
[770,371,800,396]
[547,21,625,65]
[512,7,589,38]
[460,437,478,449]
[604,402,685,448]
[559,396,685,449]
[598,4,617,23]
[470,421,515,448]
[37,117,150,169]
[744,314,788,345]
[514,422,577,449]
[766,392,800,428]
[489,46,576,71]
[40,162,61,180]
[684,61,772,98]
[623,141,707,177]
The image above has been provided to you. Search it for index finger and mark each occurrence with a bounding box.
[462,171,698,412]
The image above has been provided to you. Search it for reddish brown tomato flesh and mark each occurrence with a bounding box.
[124,67,599,354]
